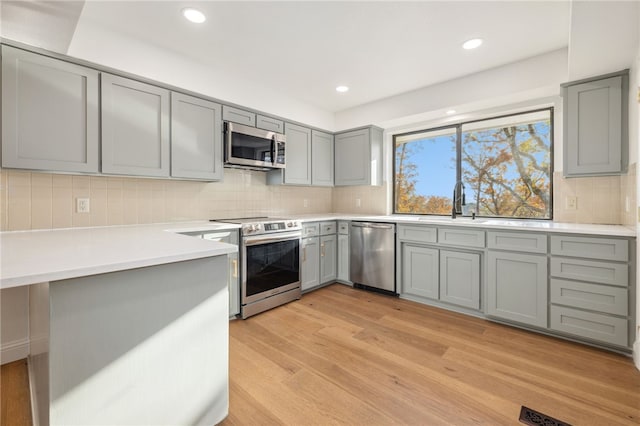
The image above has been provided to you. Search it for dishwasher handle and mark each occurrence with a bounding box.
[351,222,394,230]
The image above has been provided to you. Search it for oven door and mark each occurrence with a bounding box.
[242,231,301,305]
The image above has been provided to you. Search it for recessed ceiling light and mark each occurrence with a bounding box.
[462,38,483,50]
[336,85,349,93]
[182,8,206,24]
[446,110,456,115]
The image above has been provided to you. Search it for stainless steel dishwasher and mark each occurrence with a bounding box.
[349,222,396,294]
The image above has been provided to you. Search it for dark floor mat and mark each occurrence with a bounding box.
[519,406,572,426]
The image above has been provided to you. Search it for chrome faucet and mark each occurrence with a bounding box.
[451,181,465,219]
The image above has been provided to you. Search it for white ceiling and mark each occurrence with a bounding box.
[1,1,572,113]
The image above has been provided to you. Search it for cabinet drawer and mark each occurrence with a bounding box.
[550,278,628,316]
[487,231,547,254]
[338,221,349,235]
[320,221,337,235]
[222,105,256,126]
[550,235,628,261]
[438,228,485,248]
[256,114,284,133]
[397,225,437,244]
[550,257,628,287]
[550,305,628,347]
[302,222,319,238]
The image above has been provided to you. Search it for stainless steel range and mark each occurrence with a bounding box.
[214,218,302,318]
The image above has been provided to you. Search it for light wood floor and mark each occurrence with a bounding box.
[2,284,639,425]
[1,359,31,426]
[221,284,640,425]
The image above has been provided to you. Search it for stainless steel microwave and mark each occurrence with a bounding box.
[224,122,286,170]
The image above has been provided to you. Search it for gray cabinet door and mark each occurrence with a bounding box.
[222,105,256,126]
[301,237,320,291]
[337,234,351,283]
[171,92,223,181]
[2,46,99,173]
[439,250,480,310]
[401,244,439,299]
[312,130,334,186]
[101,74,170,177]
[564,73,626,176]
[320,234,337,284]
[335,128,370,186]
[283,123,312,185]
[487,251,548,328]
[256,115,284,133]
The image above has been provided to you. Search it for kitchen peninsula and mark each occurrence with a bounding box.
[0,223,238,426]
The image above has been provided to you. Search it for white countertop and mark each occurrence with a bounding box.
[2,215,635,290]
[0,221,239,290]
[287,213,637,237]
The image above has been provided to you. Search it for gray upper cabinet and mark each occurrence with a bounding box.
[311,130,334,186]
[101,73,170,177]
[269,123,312,185]
[256,115,284,133]
[2,46,99,173]
[222,105,256,127]
[171,92,223,181]
[334,126,383,186]
[562,70,628,176]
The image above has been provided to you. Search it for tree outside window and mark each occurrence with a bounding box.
[394,109,552,219]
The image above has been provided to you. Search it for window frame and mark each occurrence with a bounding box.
[392,107,554,220]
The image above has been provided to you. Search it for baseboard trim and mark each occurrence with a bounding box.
[633,339,640,371]
[0,338,29,365]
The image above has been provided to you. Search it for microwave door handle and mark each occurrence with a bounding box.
[271,135,276,166]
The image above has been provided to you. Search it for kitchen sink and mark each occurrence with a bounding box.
[417,217,487,224]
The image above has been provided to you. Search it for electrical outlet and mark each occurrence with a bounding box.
[625,196,630,213]
[76,197,90,213]
[303,199,308,208]
[565,196,577,210]
[355,198,361,208]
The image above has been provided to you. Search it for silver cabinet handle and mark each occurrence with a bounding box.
[321,242,325,257]
[303,247,307,262]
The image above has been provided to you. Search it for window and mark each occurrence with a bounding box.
[394,108,553,219]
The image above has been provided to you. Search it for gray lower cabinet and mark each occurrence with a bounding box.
[337,233,351,284]
[549,234,631,347]
[2,45,99,173]
[439,250,480,310]
[562,70,628,176]
[334,126,383,186]
[320,234,337,284]
[400,242,480,310]
[486,251,548,328]
[171,92,223,181]
[311,130,334,186]
[301,236,320,291]
[401,244,439,299]
[101,73,170,177]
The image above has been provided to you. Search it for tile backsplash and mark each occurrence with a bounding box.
[553,163,637,226]
[0,168,332,231]
[0,165,636,231]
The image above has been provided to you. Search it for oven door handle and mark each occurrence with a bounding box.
[244,232,301,246]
